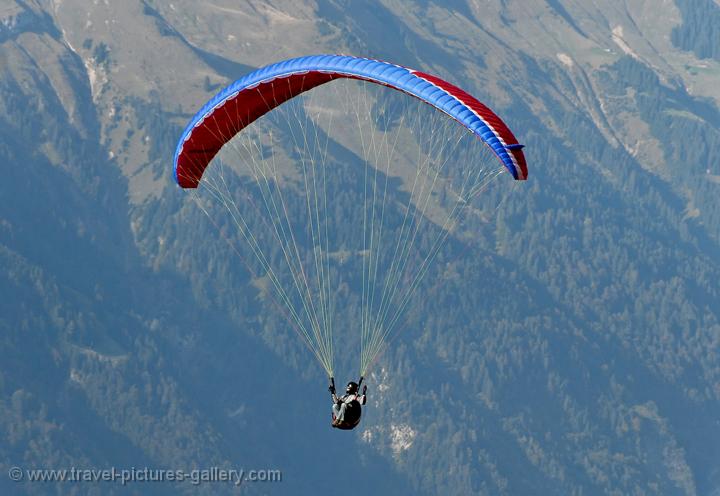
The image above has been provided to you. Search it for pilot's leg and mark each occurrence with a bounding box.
[332,402,347,421]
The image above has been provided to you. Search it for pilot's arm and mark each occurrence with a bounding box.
[358,385,367,405]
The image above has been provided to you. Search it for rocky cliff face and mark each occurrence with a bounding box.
[2,1,720,494]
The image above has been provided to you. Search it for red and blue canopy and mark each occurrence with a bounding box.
[174,54,527,188]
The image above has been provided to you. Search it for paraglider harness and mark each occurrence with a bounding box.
[329,377,365,430]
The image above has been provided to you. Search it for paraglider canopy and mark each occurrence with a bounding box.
[173,54,528,381]
[174,54,527,189]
